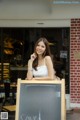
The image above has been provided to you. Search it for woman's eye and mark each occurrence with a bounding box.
[42,46,45,48]
[37,44,40,47]
[37,44,45,48]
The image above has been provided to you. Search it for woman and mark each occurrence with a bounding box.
[26,37,56,80]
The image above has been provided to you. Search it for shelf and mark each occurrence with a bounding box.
[0,63,10,81]
[10,66,27,71]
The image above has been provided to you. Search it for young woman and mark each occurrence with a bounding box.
[26,37,57,80]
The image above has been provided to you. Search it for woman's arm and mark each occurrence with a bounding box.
[27,59,33,80]
[26,53,37,80]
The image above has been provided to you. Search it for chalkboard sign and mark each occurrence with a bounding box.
[15,79,66,120]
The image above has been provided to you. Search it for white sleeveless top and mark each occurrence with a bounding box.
[33,59,48,77]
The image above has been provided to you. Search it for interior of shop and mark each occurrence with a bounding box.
[0,27,70,96]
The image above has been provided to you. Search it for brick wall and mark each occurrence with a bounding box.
[70,19,80,103]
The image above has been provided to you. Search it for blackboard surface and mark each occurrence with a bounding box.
[19,84,61,120]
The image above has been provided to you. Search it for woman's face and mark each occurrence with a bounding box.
[36,41,46,56]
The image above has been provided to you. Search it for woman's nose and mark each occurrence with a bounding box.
[38,46,41,49]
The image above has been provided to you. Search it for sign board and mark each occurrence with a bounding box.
[74,51,80,59]
[60,51,67,58]
[15,79,66,120]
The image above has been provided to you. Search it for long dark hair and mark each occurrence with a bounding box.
[33,37,52,70]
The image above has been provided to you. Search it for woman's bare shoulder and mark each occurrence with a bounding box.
[45,56,53,66]
[45,56,51,61]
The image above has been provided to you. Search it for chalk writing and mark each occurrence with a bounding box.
[20,111,41,120]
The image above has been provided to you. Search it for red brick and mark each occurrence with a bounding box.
[70,19,80,103]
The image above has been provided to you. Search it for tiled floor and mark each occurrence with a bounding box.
[67,112,80,120]
[0,107,80,120]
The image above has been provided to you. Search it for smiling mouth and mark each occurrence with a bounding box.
[37,50,42,53]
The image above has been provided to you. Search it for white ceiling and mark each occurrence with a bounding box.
[1,0,80,4]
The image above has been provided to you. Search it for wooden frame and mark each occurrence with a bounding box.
[15,79,66,120]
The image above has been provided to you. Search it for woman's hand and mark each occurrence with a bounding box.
[32,78,35,80]
[30,53,37,61]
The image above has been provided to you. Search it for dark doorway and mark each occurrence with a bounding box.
[0,27,70,93]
